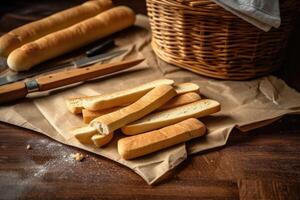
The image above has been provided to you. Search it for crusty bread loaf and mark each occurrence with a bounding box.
[0,0,112,57]
[72,126,98,144]
[122,99,220,135]
[91,132,114,147]
[82,92,201,123]
[90,85,177,135]
[7,6,135,71]
[66,79,174,114]
[118,118,206,160]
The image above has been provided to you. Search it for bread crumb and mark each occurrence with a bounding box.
[26,144,31,150]
[70,153,85,161]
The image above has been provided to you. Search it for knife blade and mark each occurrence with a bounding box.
[0,49,127,86]
[74,49,126,68]
[86,39,115,57]
[0,58,144,104]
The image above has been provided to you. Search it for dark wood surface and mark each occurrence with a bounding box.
[1,1,300,200]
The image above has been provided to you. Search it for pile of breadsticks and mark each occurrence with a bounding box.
[0,0,135,71]
[67,79,221,160]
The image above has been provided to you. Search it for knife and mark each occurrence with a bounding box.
[0,58,144,104]
[0,49,127,86]
[86,38,115,57]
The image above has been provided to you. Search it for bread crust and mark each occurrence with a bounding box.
[7,6,135,71]
[118,118,206,160]
[82,92,201,123]
[158,92,201,111]
[122,99,220,135]
[82,107,121,124]
[90,85,177,135]
[65,79,174,114]
[174,83,199,94]
[72,126,98,144]
[92,132,114,147]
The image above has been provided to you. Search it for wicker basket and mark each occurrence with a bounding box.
[146,0,299,80]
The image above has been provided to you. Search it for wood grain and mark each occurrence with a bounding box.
[0,116,299,200]
[37,59,144,91]
[0,59,143,103]
[0,81,27,103]
[0,1,300,200]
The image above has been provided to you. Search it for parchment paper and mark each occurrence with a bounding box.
[1,15,300,185]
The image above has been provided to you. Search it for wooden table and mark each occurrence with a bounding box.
[1,1,300,199]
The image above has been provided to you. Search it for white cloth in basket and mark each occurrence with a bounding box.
[211,0,280,31]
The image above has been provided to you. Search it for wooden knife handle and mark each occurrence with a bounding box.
[0,59,144,104]
[0,82,28,104]
[37,59,144,91]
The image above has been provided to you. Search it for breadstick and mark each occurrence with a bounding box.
[118,118,206,160]
[82,92,201,123]
[90,85,176,135]
[174,82,199,94]
[158,92,201,111]
[66,79,174,114]
[82,107,121,124]
[91,132,114,147]
[7,6,135,71]
[122,99,220,135]
[66,81,197,114]
[0,0,112,57]
[71,126,113,147]
[72,126,98,144]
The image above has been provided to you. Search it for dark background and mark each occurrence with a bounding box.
[0,1,300,199]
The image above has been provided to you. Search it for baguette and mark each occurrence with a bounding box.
[90,85,177,135]
[91,132,114,147]
[0,0,112,57]
[7,6,135,71]
[118,118,206,160]
[82,92,201,123]
[66,79,174,114]
[122,99,220,135]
